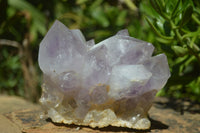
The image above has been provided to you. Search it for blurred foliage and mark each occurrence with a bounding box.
[145,0,200,102]
[0,0,199,102]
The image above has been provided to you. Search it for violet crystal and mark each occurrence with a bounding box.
[38,20,170,129]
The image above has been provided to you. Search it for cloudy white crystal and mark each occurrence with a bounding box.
[39,20,170,129]
[109,65,152,99]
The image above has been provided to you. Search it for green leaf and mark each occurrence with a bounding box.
[163,20,171,36]
[7,80,17,88]
[150,0,169,19]
[90,0,103,10]
[124,0,137,11]
[92,30,111,42]
[8,0,46,41]
[91,7,109,27]
[192,44,200,52]
[180,5,193,27]
[156,37,173,44]
[171,0,181,17]
[171,0,193,20]
[116,10,127,26]
[171,46,188,57]
[76,0,88,5]
[150,0,163,15]
[155,0,165,11]
[145,16,173,40]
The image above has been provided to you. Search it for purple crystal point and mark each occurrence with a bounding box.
[38,20,86,76]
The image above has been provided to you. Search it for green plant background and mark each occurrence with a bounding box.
[0,0,199,102]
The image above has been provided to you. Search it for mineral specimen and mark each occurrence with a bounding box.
[38,20,170,129]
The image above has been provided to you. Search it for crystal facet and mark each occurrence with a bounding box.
[38,20,170,129]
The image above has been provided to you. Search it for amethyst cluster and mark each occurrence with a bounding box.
[38,20,170,129]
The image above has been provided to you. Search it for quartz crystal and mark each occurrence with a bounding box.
[38,20,170,129]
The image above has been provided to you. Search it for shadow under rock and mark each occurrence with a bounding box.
[155,97,200,115]
[149,117,168,130]
[47,117,168,132]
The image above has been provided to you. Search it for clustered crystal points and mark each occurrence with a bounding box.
[38,20,170,129]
